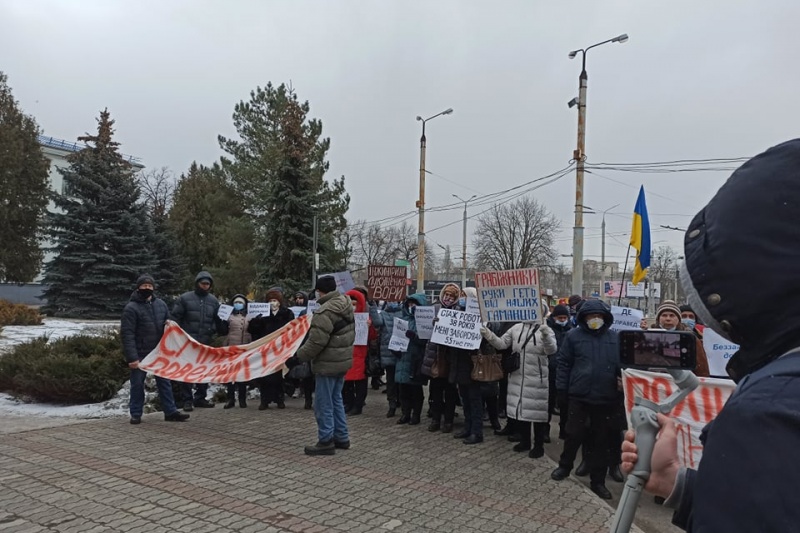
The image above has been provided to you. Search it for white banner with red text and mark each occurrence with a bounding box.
[138,316,311,383]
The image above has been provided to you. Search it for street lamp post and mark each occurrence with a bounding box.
[453,194,477,288]
[568,33,628,297]
[416,108,454,294]
[599,203,620,302]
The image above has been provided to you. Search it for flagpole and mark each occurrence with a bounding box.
[618,245,632,306]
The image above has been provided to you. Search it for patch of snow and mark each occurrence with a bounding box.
[0,387,128,418]
[0,318,118,352]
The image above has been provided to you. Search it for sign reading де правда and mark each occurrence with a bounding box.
[367,265,408,301]
[475,268,541,323]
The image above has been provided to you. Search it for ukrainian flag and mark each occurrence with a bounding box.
[629,186,651,285]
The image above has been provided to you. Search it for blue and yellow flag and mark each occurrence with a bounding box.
[629,186,651,285]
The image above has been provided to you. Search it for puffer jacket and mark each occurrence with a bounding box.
[648,322,711,378]
[556,299,620,405]
[371,302,404,367]
[484,322,557,422]
[394,294,429,385]
[248,306,295,340]
[121,290,170,363]
[171,271,221,345]
[295,290,355,376]
[546,315,574,380]
[219,294,251,346]
[345,290,368,381]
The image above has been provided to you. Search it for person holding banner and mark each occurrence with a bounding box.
[249,288,295,410]
[421,283,462,434]
[171,271,223,411]
[219,294,252,409]
[122,274,190,425]
[394,294,429,425]
[342,290,369,416]
[481,319,557,458]
[286,276,355,456]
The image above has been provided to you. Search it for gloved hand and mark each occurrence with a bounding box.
[285,356,301,369]
[405,330,417,340]
[480,325,490,337]
[540,325,553,337]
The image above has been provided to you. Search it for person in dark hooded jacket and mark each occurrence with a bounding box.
[122,274,190,424]
[370,300,404,417]
[249,288,295,409]
[551,299,620,500]
[394,294,429,425]
[171,270,223,411]
[621,139,800,532]
[547,304,573,440]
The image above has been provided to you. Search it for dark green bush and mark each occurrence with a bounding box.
[0,332,128,404]
[0,299,43,326]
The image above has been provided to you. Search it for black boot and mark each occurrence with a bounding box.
[386,403,397,418]
[409,413,421,425]
[239,397,247,408]
[441,422,453,433]
[495,424,514,436]
[223,399,235,409]
[304,397,313,410]
[304,440,335,456]
[427,418,441,432]
[575,459,589,477]
[397,410,411,424]
[591,483,612,500]
[608,465,624,483]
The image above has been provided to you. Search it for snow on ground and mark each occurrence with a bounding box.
[0,318,124,419]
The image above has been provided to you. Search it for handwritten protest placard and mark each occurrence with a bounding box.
[622,368,735,468]
[475,268,541,323]
[414,306,436,340]
[306,300,320,314]
[367,265,407,301]
[610,306,644,332]
[218,304,233,321]
[354,312,369,346]
[139,316,311,383]
[388,318,410,351]
[247,302,271,319]
[703,328,739,377]
[319,272,356,294]
[289,306,305,318]
[431,308,482,350]
[465,297,481,316]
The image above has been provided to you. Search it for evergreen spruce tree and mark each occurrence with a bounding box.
[219,83,349,292]
[41,110,155,318]
[0,71,51,282]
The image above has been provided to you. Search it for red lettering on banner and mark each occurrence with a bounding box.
[184,364,209,383]
[145,356,172,372]
[158,324,193,359]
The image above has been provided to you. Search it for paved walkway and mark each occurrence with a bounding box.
[0,396,647,533]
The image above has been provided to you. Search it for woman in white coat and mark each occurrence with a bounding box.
[481,321,557,458]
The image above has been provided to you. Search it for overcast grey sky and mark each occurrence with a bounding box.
[1,0,796,270]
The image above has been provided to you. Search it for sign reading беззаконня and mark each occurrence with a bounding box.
[475,268,542,323]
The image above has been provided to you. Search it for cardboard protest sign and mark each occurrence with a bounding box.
[354,312,369,346]
[465,296,481,316]
[622,368,735,468]
[610,306,644,332]
[289,306,306,318]
[307,300,320,314]
[388,318,410,351]
[702,328,739,378]
[431,308,482,350]
[414,306,436,340]
[475,268,541,323]
[246,302,271,319]
[139,316,311,383]
[217,304,234,321]
[319,271,356,294]
[367,265,407,301]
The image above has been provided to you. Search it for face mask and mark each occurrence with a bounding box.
[137,288,153,299]
[408,304,417,315]
[682,318,696,329]
[233,303,245,311]
[586,317,604,331]
[555,319,568,327]
[315,291,321,300]
[458,298,466,308]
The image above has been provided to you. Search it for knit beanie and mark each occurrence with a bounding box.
[656,300,682,321]
[552,304,570,318]
[136,274,155,288]
[315,276,338,294]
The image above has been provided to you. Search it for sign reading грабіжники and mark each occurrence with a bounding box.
[475,268,542,323]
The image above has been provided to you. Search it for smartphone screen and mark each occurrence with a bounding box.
[619,330,696,369]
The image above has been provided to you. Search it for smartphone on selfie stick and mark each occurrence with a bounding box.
[610,330,700,533]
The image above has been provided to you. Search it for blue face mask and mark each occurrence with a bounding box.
[458,298,466,307]
[682,318,696,329]
[233,303,245,311]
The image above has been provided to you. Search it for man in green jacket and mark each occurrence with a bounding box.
[287,276,355,455]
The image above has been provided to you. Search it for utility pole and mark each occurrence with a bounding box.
[415,108,453,293]
[598,204,618,302]
[567,34,628,297]
[311,215,319,290]
[453,194,476,288]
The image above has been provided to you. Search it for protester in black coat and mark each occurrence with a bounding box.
[622,139,800,532]
[546,305,573,439]
[121,274,188,424]
[171,270,223,410]
[248,288,295,410]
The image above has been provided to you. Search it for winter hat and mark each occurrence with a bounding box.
[315,276,337,294]
[462,287,477,299]
[265,289,284,304]
[681,139,800,380]
[136,274,155,288]
[678,304,702,323]
[568,295,582,307]
[552,304,570,318]
[656,300,682,321]
[439,283,461,307]
[232,295,247,306]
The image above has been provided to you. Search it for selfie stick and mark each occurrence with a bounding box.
[609,369,699,533]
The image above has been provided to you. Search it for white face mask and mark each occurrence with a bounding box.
[586,317,604,331]
[555,319,569,327]
[269,299,280,313]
